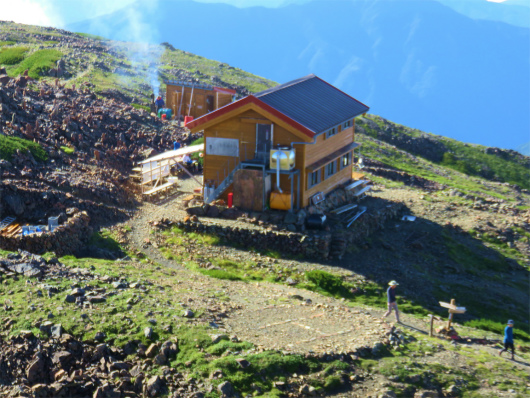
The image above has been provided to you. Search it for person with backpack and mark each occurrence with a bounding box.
[499,320,515,360]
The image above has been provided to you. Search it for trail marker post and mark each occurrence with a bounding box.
[439,299,466,330]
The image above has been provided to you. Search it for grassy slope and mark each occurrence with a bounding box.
[358,114,530,191]
[0,22,275,104]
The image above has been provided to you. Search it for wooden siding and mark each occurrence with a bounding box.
[166,85,232,119]
[303,162,351,206]
[203,109,306,206]
[202,110,358,208]
[299,120,356,207]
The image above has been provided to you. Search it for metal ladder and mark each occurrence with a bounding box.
[0,216,16,232]
[204,162,243,204]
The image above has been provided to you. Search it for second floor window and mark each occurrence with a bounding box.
[325,160,336,179]
[325,127,337,139]
[308,169,321,188]
[342,120,352,129]
[341,152,351,169]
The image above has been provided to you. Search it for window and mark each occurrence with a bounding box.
[308,169,321,188]
[342,120,352,129]
[340,152,351,170]
[325,160,336,179]
[325,127,337,139]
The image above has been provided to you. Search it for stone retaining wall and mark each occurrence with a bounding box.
[177,201,405,260]
[0,210,92,256]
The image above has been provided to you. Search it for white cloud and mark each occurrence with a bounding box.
[0,0,139,27]
[0,0,59,26]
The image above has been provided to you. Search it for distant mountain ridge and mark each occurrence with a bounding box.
[67,0,529,152]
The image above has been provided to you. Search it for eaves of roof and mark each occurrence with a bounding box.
[185,95,316,139]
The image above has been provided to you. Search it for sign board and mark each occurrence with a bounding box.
[206,137,239,157]
[311,192,325,205]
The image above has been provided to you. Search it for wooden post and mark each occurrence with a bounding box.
[429,314,434,337]
[447,298,456,329]
[188,86,194,117]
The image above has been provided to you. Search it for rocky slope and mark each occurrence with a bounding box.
[0,21,529,398]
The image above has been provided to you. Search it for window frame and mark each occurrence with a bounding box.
[340,151,352,170]
[325,127,337,139]
[324,160,337,179]
[342,120,352,129]
[307,168,322,189]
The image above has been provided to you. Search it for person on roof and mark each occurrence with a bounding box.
[155,95,165,114]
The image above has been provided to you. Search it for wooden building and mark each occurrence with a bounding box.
[165,80,236,120]
[186,74,369,211]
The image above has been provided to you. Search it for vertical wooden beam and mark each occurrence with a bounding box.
[447,298,455,329]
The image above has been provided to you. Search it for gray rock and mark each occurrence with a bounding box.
[70,288,85,296]
[50,324,62,338]
[144,327,153,339]
[217,381,235,397]
[211,334,229,344]
[154,353,167,365]
[112,281,128,289]
[94,332,106,341]
[7,262,42,277]
[87,296,106,303]
[235,358,250,368]
[182,309,194,318]
[145,375,166,397]
[26,353,45,383]
[64,295,75,303]
[299,384,317,396]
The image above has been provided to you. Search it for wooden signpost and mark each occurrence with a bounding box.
[439,299,466,329]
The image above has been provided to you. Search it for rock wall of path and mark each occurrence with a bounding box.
[176,201,405,260]
[0,210,92,256]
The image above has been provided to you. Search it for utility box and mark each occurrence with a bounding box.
[48,216,59,232]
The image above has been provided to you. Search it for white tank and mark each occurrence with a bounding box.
[270,147,295,170]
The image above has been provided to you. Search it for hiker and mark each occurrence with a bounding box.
[382,280,400,323]
[499,320,515,359]
[182,153,196,173]
[155,95,165,113]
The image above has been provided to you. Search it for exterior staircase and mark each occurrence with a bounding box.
[204,162,243,204]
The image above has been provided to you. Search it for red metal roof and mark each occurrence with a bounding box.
[185,95,315,139]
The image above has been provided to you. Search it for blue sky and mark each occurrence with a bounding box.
[0,0,520,27]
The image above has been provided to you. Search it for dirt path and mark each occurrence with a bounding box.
[125,193,530,374]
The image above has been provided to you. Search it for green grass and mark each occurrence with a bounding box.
[131,103,149,112]
[444,232,507,275]
[358,114,530,191]
[0,135,48,162]
[12,49,63,79]
[76,32,107,41]
[464,319,530,342]
[0,46,28,65]
[88,229,122,252]
[0,40,16,47]
[60,145,75,155]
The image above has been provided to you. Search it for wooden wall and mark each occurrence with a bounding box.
[203,113,357,208]
[165,85,232,119]
[299,119,355,207]
[203,109,306,206]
